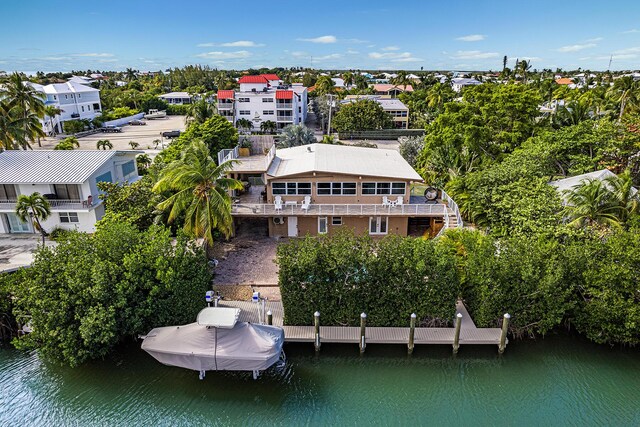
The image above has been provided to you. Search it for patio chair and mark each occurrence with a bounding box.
[274,195,283,212]
[396,196,404,206]
[301,195,311,212]
[382,196,390,206]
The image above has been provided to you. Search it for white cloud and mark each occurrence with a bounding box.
[97,58,118,63]
[613,46,640,54]
[297,35,337,44]
[596,54,637,60]
[622,29,639,34]
[72,53,114,57]
[450,50,499,59]
[315,53,343,61]
[291,51,308,58]
[40,56,70,61]
[346,49,359,55]
[556,43,597,52]
[381,46,400,51]
[345,38,368,44]
[195,50,252,59]
[369,51,422,62]
[197,41,264,47]
[585,37,603,43]
[456,34,486,42]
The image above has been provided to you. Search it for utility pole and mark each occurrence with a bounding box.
[326,94,334,136]
[608,55,613,71]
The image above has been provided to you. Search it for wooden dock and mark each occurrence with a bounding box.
[218,300,507,350]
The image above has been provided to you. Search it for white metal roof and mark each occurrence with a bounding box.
[267,143,423,181]
[159,92,191,98]
[0,150,120,184]
[549,169,617,194]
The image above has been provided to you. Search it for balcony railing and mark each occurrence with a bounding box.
[231,203,448,217]
[0,197,100,211]
[276,103,293,109]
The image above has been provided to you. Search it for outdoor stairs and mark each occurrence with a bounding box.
[445,207,459,228]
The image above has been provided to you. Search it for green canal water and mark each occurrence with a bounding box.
[1,334,639,426]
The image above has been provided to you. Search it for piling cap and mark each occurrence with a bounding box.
[266,310,272,315]
[410,313,417,318]
[314,311,320,317]
[361,312,367,318]
[456,313,463,318]
[504,313,511,319]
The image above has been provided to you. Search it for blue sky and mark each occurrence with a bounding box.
[2,0,640,72]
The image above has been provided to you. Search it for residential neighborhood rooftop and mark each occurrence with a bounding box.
[266,143,423,181]
[0,150,131,184]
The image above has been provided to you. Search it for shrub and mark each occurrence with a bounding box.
[63,119,88,134]
[278,231,460,327]
[167,104,189,115]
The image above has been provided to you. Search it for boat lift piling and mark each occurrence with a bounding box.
[408,313,416,355]
[453,313,463,354]
[359,313,367,354]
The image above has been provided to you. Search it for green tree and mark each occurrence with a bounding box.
[332,99,393,132]
[153,140,243,247]
[236,118,253,133]
[260,120,276,134]
[398,136,424,168]
[96,139,113,150]
[277,124,316,148]
[129,141,139,149]
[314,76,336,96]
[43,105,63,136]
[0,72,45,148]
[15,192,51,246]
[54,136,80,150]
[185,98,216,127]
[563,178,620,228]
[98,177,159,230]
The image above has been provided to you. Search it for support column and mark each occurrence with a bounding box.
[314,311,321,352]
[408,313,416,355]
[499,313,511,354]
[359,313,367,353]
[453,313,462,354]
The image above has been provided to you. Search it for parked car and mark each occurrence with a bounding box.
[161,130,181,138]
[102,125,122,133]
[129,119,146,125]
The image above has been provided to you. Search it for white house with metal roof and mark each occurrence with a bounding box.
[28,81,102,134]
[0,150,140,234]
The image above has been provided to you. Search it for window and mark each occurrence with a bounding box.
[78,94,81,98]
[263,110,274,115]
[54,184,80,200]
[369,217,388,235]
[272,182,311,195]
[59,212,79,223]
[53,95,57,100]
[239,110,250,115]
[362,182,406,195]
[332,217,342,226]
[87,105,91,110]
[65,95,68,99]
[0,184,17,200]
[81,106,84,112]
[318,217,328,234]
[262,98,273,102]
[95,171,113,184]
[298,107,302,113]
[317,182,356,196]
[238,97,250,102]
[121,160,136,178]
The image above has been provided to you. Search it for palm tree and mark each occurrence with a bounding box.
[277,124,317,148]
[342,71,354,88]
[1,72,45,147]
[260,120,276,134]
[43,105,63,136]
[236,118,253,133]
[153,140,243,249]
[0,100,22,150]
[96,139,113,150]
[185,98,216,127]
[125,68,137,82]
[390,71,412,91]
[129,141,139,149]
[15,192,51,246]
[315,76,336,96]
[605,170,639,223]
[607,76,640,119]
[563,178,620,228]
[54,136,80,150]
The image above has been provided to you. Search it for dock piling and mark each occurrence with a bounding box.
[314,311,321,352]
[453,313,463,353]
[408,313,416,354]
[359,313,367,353]
[266,310,273,325]
[499,313,511,354]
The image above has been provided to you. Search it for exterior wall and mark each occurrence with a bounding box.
[239,82,268,92]
[39,210,99,233]
[266,172,412,205]
[41,87,102,133]
[267,215,408,238]
[220,86,308,127]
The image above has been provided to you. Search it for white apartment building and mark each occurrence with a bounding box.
[0,150,140,234]
[28,81,102,134]
[217,74,308,130]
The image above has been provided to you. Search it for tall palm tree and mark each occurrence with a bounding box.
[277,124,317,148]
[236,118,253,133]
[260,120,276,134]
[15,192,51,246]
[43,105,63,136]
[1,72,45,147]
[96,139,113,150]
[185,98,216,127]
[563,178,620,228]
[153,140,243,248]
[607,76,640,119]
[0,100,22,150]
[342,71,354,88]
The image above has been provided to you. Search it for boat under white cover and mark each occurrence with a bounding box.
[141,307,284,376]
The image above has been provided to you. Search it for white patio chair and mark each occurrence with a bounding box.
[382,196,389,206]
[396,196,404,206]
[274,195,283,212]
[301,195,311,212]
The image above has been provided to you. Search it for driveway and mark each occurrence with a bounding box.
[0,234,56,273]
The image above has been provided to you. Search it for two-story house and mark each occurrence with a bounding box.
[342,95,409,129]
[217,74,308,130]
[220,143,461,238]
[0,150,140,234]
[28,81,102,134]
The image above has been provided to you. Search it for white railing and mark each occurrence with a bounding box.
[0,197,99,210]
[218,145,239,165]
[231,203,448,217]
[264,144,276,168]
[440,189,463,228]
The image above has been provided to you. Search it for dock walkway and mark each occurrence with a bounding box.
[218,300,505,348]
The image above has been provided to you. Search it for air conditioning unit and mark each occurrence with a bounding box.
[273,216,285,225]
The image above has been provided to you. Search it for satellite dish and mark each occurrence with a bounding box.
[424,187,439,202]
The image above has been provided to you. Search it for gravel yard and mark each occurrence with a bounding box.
[38,115,186,151]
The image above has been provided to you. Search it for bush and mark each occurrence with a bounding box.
[63,119,89,134]
[167,104,189,115]
[278,231,460,327]
[10,221,211,366]
[140,96,168,113]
